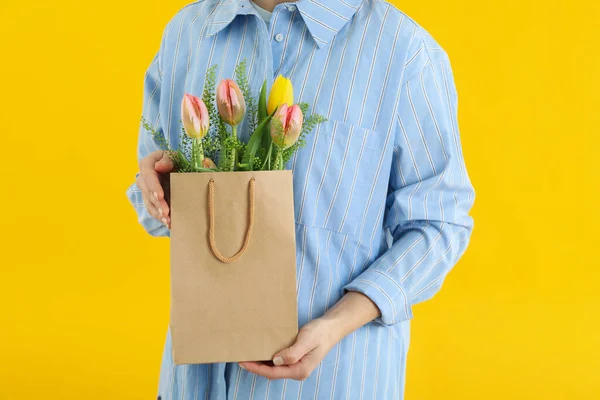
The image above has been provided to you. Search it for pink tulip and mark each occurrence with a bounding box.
[216,79,246,126]
[270,103,303,149]
[181,93,209,139]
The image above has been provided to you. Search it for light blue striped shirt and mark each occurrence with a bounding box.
[125,0,476,398]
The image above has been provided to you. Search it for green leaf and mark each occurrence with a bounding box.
[241,108,277,169]
[261,125,273,156]
[258,80,267,122]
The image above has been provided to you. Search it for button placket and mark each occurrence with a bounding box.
[269,6,290,75]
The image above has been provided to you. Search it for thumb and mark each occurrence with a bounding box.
[273,335,314,366]
[155,151,175,173]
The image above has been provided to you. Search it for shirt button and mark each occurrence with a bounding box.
[275,33,284,42]
[288,5,297,11]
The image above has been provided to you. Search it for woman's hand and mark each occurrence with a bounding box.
[137,150,175,229]
[238,291,381,381]
[238,317,340,381]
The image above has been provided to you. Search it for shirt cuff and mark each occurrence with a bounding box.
[342,268,413,326]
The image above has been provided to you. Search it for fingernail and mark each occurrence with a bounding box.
[153,191,158,200]
[273,356,284,366]
[158,207,163,216]
[162,217,168,225]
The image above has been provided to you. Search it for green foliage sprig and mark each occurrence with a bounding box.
[140,58,327,173]
[234,59,258,135]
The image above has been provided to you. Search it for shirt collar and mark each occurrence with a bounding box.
[203,0,364,49]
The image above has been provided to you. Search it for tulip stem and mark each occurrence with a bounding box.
[262,142,274,170]
[274,148,284,170]
[229,125,238,171]
[193,137,205,170]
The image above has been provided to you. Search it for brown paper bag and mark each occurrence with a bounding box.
[168,170,299,365]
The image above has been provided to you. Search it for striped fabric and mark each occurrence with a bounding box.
[125,0,476,398]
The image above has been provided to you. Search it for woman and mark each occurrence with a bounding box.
[125,0,476,398]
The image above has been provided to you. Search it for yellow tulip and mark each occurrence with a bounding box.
[267,75,294,115]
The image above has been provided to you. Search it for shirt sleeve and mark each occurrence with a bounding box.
[125,26,171,238]
[342,53,476,326]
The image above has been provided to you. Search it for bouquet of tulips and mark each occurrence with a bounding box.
[141,59,327,173]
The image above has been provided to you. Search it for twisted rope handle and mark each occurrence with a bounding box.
[208,177,256,264]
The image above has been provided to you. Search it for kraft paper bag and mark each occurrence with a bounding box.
[169,170,299,365]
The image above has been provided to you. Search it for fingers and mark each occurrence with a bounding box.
[236,328,322,381]
[139,150,173,227]
[238,358,315,381]
[155,151,175,174]
[237,319,338,381]
[273,330,317,366]
[273,345,303,366]
[141,186,161,222]
[139,150,166,199]
[135,174,162,222]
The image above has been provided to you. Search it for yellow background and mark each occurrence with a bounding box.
[0,0,597,399]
